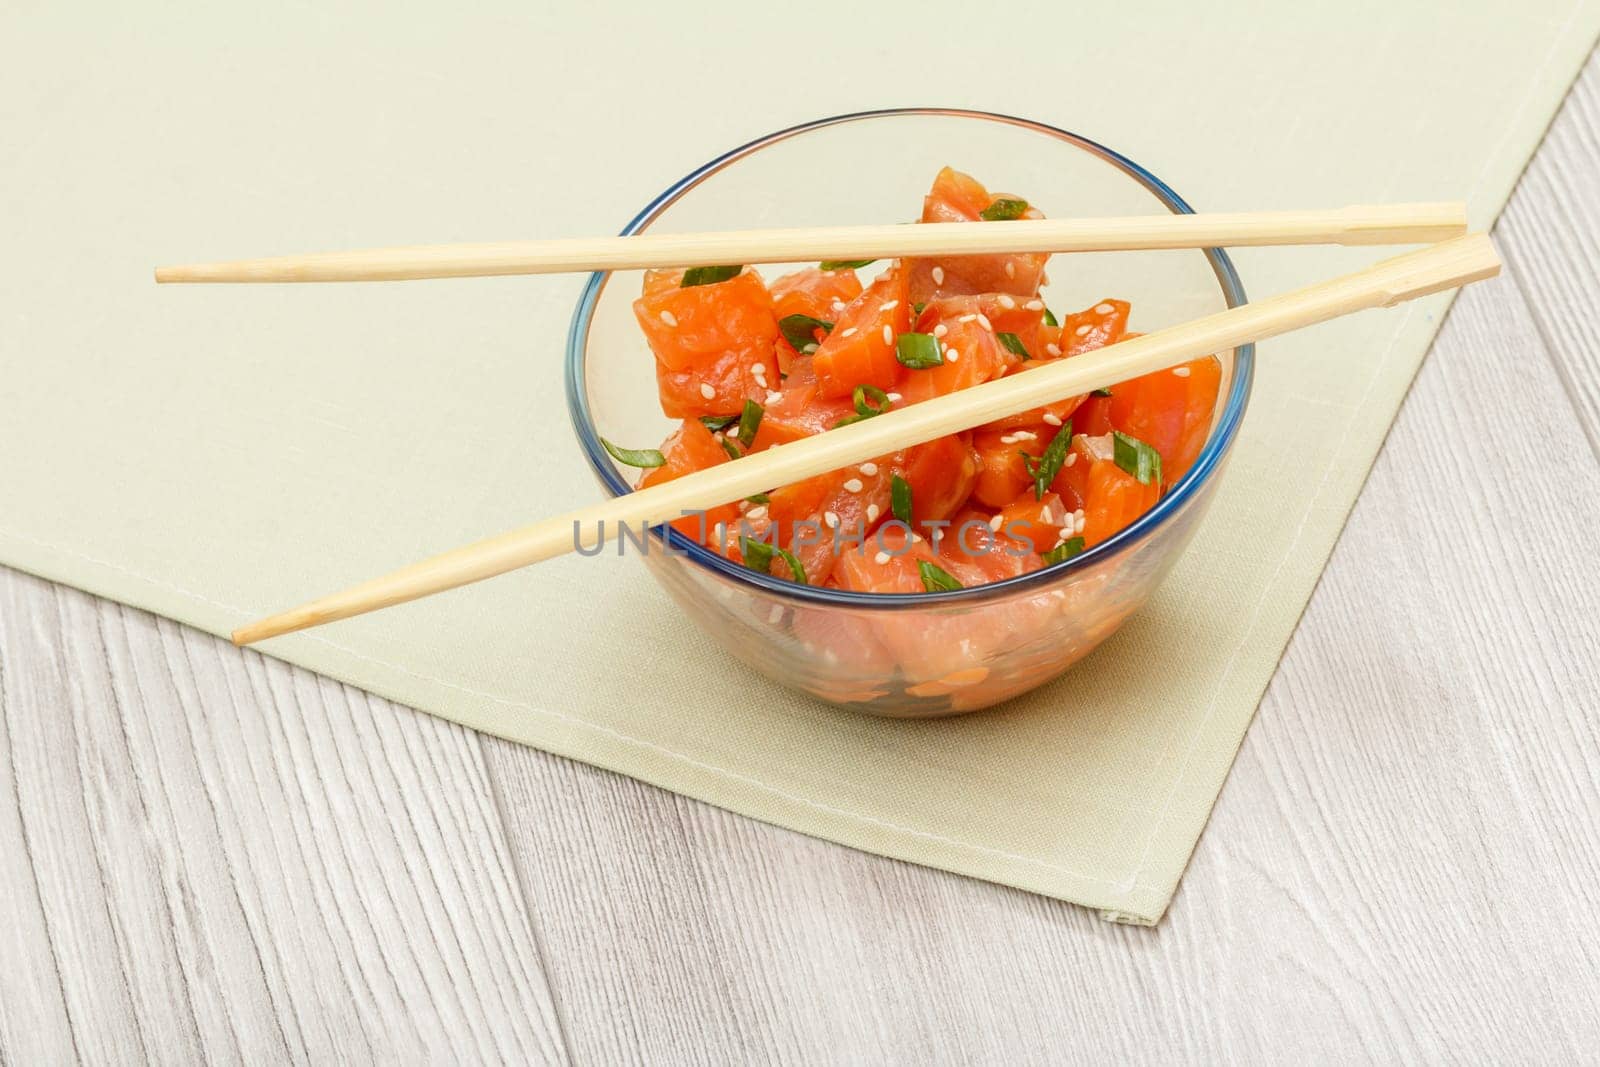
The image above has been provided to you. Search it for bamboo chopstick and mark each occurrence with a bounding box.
[157,203,1466,284]
[231,233,1499,646]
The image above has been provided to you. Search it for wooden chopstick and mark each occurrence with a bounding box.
[230,233,1499,646]
[157,203,1466,284]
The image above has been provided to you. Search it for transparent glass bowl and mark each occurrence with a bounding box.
[567,110,1253,717]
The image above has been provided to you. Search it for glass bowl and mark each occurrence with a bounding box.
[567,109,1253,717]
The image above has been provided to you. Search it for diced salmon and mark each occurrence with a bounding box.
[906,167,1049,303]
[811,266,909,398]
[897,307,1009,404]
[637,420,742,546]
[1059,299,1130,356]
[1108,356,1222,485]
[634,269,782,418]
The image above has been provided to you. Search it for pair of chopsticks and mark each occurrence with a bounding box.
[152,204,1499,645]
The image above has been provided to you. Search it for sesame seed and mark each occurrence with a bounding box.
[1172,366,1192,377]
[659,310,678,327]
[1076,515,1087,533]
[859,461,878,476]
[910,533,923,543]
[699,383,715,400]
[1065,453,1077,467]
[977,314,993,331]
[766,390,783,404]
[989,514,1003,530]
[840,327,857,338]
[931,266,945,286]
[824,511,840,529]
[874,551,891,565]
[831,299,846,312]
[749,362,764,376]
[1026,299,1044,311]
[768,604,783,624]
[1075,323,1092,336]
[843,478,863,493]
[999,433,1019,444]
[866,503,880,522]
[879,300,899,312]
[886,392,902,402]
[1046,343,1062,357]
[933,324,948,338]
[882,324,893,346]
[1043,413,1063,426]
[1075,508,1086,521]
[946,349,960,363]
[1013,430,1038,441]
[1004,262,1016,279]
[746,505,768,521]
[958,314,978,323]
[997,294,1016,309]
[1041,506,1053,523]
[1095,303,1114,314]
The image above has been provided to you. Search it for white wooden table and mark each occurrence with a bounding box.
[4,52,1598,1067]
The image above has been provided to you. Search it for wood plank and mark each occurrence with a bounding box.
[1498,49,1600,453]
[0,570,569,1065]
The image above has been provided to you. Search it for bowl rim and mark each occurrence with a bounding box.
[566,107,1255,610]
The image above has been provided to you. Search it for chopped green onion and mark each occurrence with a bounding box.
[1018,421,1072,500]
[1041,537,1086,565]
[895,332,944,369]
[997,331,1031,361]
[746,491,770,505]
[699,413,739,432]
[853,384,890,417]
[600,437,666,468]
[918,561,964,592]
[912,301,927,316]
[741,536,774,573]
[773,547,807,583]
[718,436,742,460]
[736,399,763,448]
[1112,430,1162,486]
[833,383,894,427]
[1092,387,1114,398]
[779,313,833,353]
[1042,307,1059,328]
[681,264,742,287]
[819,259,875,271]
[891,475,912,524]
[742,536,807,583]
[979,198,1029,221]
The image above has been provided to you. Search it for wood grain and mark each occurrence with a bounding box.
[1498,52,1600,454]
[3,41,1597,1067]
[0,572,569,1065]
[475,51,1600,1065]
[476,249,1600,1067]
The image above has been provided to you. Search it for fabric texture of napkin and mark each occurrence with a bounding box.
[3,1,1596,922]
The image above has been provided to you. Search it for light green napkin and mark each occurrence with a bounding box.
[3,1,1595,922]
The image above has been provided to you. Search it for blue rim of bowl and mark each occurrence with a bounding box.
[566,108,1254,609]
